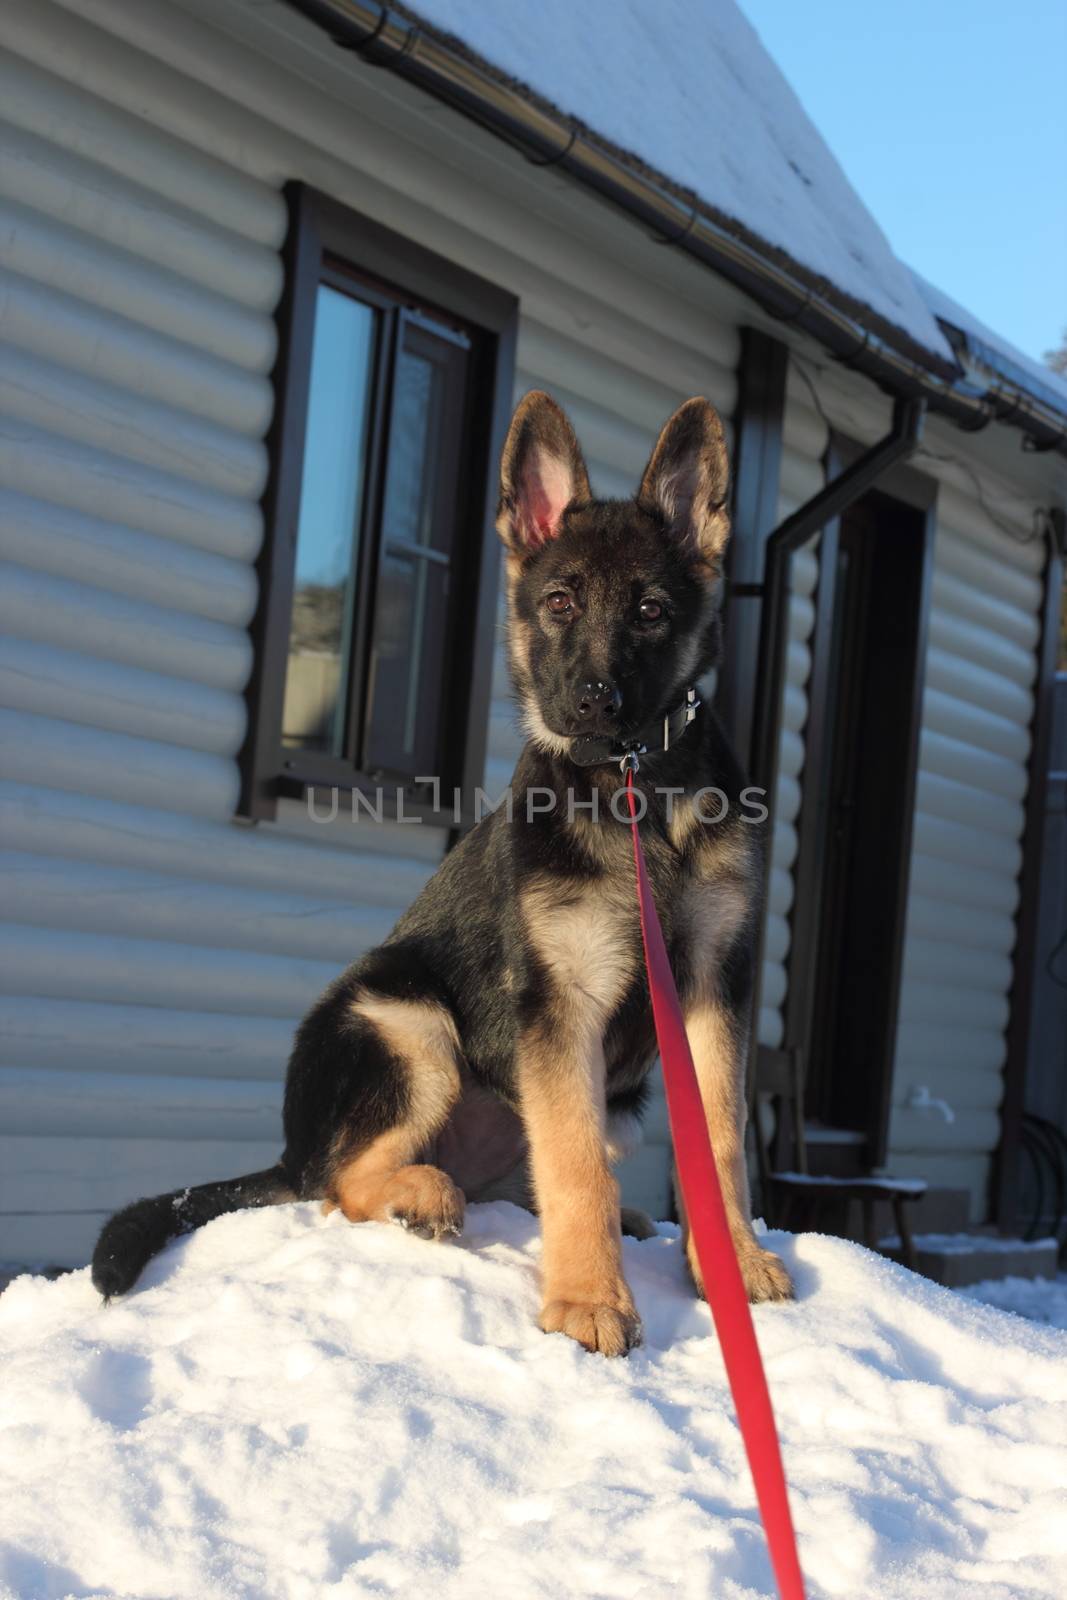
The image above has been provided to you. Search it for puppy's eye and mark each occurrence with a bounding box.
[546,592,573,616]
[638,599,663,622]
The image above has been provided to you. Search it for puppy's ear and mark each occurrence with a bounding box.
[638,398,730,572]
[497,391,591,554]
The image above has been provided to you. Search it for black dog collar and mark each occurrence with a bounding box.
[567,688,701,768]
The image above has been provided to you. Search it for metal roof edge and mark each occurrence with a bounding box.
[282,0,1067,460]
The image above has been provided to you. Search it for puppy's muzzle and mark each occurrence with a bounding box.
[574,680,622,733]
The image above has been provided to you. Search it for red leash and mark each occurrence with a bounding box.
[624,765,805,1600]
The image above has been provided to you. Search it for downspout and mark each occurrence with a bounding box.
[744,397,926,1092]
[284,0,1067,459]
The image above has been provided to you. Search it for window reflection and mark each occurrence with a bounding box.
[364,320,466,775]
[282,286,376,755]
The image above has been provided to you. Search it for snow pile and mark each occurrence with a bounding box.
[404,0,953,363]
[963,1273,1067,1333]
[901,1232,1058,1256]
[2,1203,1066,1600]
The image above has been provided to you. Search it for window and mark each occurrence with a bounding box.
[239,185,517,821]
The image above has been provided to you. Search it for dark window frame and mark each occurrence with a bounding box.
[238,183,517,823]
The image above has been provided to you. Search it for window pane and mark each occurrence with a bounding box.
[385,343,446,554]
[364,318,468,777]
[366,547,450,774]
[282,285,376,756]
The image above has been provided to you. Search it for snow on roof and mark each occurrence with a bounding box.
[4,1201,1067,1598]
[914,271,1067,418]
[400,0,956,367]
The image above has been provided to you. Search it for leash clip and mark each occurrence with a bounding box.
[619,748,641,776]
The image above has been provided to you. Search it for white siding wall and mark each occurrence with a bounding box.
[0,0,750,1259]
[0,2,463,1264]
[888,462,1044,1214]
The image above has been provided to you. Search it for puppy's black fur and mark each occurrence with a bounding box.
[92,392,792,1351]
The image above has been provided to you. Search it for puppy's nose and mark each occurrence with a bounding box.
[576,681,622,721]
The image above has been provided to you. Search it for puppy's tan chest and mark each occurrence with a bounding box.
[519,815,753,1026]
[520,874,639,1025]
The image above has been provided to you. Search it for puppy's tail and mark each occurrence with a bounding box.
[91,1164,296,1301]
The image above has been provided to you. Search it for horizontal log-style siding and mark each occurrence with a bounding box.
[890,464,1042,1213]
[0,0,754,1257]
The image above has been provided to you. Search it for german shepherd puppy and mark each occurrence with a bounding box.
[92,391,793,1354]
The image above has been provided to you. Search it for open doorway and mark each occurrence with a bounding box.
[788,472,935,1170]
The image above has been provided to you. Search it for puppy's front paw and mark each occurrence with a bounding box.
[540,1298,643,1357]
[380,1165,465,1240]
[738,1244,794,1304]
[686,1235,794,1305]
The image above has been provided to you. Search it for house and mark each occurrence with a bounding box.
[1,0,1064,1266]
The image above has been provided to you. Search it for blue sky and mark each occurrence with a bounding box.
[737,0,1066,364]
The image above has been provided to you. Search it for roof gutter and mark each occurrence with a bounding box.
[284,0,1067,459]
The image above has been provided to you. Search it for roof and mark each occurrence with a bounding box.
[400,0,956,368]
[914,272,1067,423]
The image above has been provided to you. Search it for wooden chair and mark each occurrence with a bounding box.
[752,1045,925,1271]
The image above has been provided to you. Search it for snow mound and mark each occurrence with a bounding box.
[962,1273,1067,1332]
[2,1203,1065,1600]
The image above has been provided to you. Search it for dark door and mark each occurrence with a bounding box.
[801,487,931,1165]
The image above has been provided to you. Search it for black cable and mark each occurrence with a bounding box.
[789,353,1051,546]
[1020,1124,1047,1244]
[912,445,1050,547]
[1025,1117,1065,1242]
[1046,921,1067,990]
[789,353,836,444]
[1021,1113,1067,1248]
[1032,1115,1067,1234]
